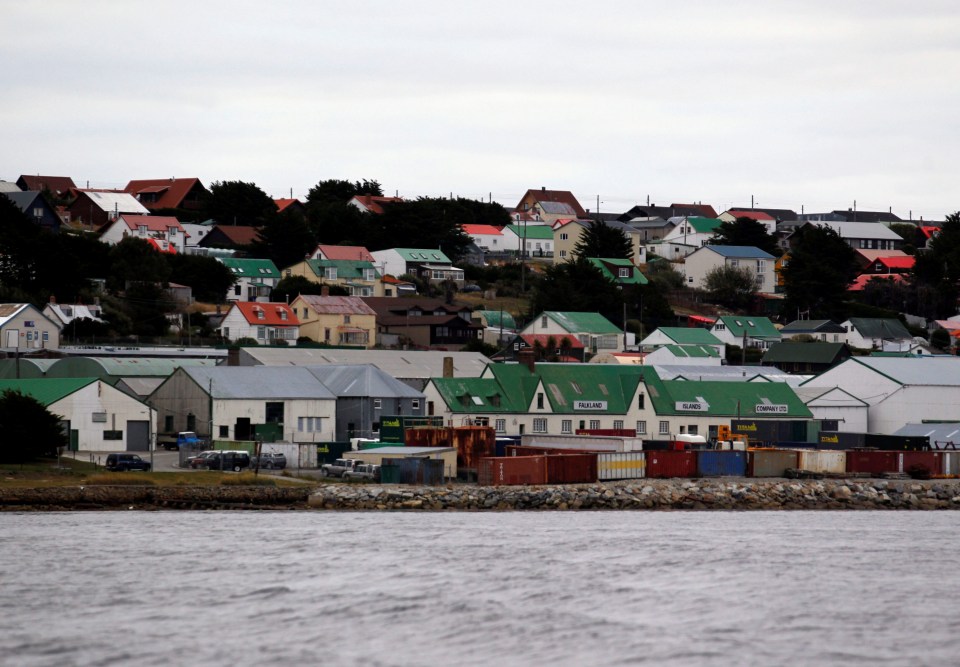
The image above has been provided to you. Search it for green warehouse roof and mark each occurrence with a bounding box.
[0,358,58,379]
[651,327,723,346]
[45,357,219,382]
[645,375,812,418]
[0,378,97,406]
[536,311,621,335]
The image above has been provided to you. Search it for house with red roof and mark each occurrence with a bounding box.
[502,333,585,362]
[16,175,76,197]
[516,188,588,222]
[310,244,375,262]
[916,225,940,250]
[99,214,186,253]
[123,178,209,214]
[217,302,300,344]
[718,209,777,234]
[349,195,404,215]
[461,224,505,252]
[198,225,262,252]
[274,198,306,216]
[860,255,915,275]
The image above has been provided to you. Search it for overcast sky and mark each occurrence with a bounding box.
[3,1,958,220]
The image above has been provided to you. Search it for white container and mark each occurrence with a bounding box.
[796,450,846,474]
[597,452,646,480]
[521,434,641,452]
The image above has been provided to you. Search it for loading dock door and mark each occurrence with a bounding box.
[127,420,149,452]
[5,330,18,348]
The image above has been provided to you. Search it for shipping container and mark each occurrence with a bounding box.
[942,452,960,476]
[316,441,354,464]
[732,419,810,445]
[574,429,637,437]
[478,456,548,486]
[451,426,496,471]
[899,451,942,478]
[796,450,846,474]
[845,450,901,476]
[696,450,747,477]
[495,437,518,457]
[521,433,641,452]
[380,458,402,484]
[420,458,446,486]
[747,449,799,477]
[597,452,646,481]
[379,415,444,443]
[507,444,606,457]
[405,426,453,448]
[819,432,929,451]
[545,453,598,484]
[644,450,697,478]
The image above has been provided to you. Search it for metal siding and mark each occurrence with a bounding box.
[597,452,646,480]
[645,451,697,478]
[478,456,547,486]
[796,450,846,473]
[748,450,799,477]
[845,450,900,475]
[899,452,942,477]
[696,451,747,477]
[942,452,960,476]
[545,454,598,484]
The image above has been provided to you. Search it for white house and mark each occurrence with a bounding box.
[370,248,464,286]
[520,311,625,354]
[649,217,722,259]
[218,258,282,302]
[0,378,156,452]
[462,224,505,252]
[683,245,777,294]
[841,318,914,351]
[800,356,960,434]
[0,303,61,350]
[709,316,782,349]
[640,327,725,356]
[99,214,186,253]
[218,302,300,343]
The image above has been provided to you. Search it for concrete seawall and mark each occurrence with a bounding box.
[6,478,960,511]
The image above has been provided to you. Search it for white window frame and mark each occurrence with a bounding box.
[636,420,647,435]
[533,418,548,433]
[659,420,670,435]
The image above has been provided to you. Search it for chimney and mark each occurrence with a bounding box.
[443,356,454,378]
[321,286,329,297]
[518,349,535,374]
[49,295,56,304]
[227,347,239,366]
[541,186,546,192]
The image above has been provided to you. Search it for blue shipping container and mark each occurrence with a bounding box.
[697,451,747,477]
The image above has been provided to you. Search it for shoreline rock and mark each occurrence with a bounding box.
[5,478,960,511]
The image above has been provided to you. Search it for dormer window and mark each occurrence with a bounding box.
[255,309,265,320]
[279,310,287,321]
[324,267,338,280]
[618,267,630,278]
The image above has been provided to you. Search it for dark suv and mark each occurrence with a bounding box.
[250,452,287,470]
[200,451,251,472]
[105,453,151,472]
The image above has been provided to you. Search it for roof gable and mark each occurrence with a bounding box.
[0,377,98,406]
[716,316,781,339]
[123,178,206,210]
[649,327,722,346]
[846,318,911,339]
[231,302,300,326]
[315,245,374,261]
[702,245,775,260]
[540,311,620,334]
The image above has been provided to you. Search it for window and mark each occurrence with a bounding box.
[559,250,567,258]
[164,415,174,432]
[560,233,568,241]
[756,261,766,273]
[589,420,600,430]
[222,327,230,339]
[619,267,630,278]
[234,285,241,296]
[613,420,624,430]
[412,399,420,410]
[103,430,123,440]
[636,420,647,435]
[256,309,265,320]
[533,418,547,433]
[688,425,698,435]
[373,399,382,410]
[324,267,338,280]
[42,332,49,342]
[344,315,351,324]
[280,310,287,321]
[537,392,544,409]
[436,326,450,338]
[659,420,670,435]
[495,419,506,434]
[257,326,266,339]
[541,315,548,328]
[219,425,229,437]
[186,414,196,431]
[561,420,572,434]
[638,393,645,409]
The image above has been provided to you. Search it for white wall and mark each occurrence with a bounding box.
[213,398,337,444]
[52,381,155,452]
[1,306,60,350]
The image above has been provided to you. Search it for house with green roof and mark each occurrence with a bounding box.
[284,258,384,297]
[710,315,781,349]
[652,216,723,259]
[841,317,913,351]
[587,258,648,286]
[641,326,724,356]
[422,360,811,439]
[370,248,464,287]
[761,341,852,375]
[473,310,518,347]
[502,224,555,259]
[0,377,155,452]
[218,257,281,302]
[520,311,624,354]
[644,344,723,366]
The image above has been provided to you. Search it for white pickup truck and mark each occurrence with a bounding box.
[319,458,363,478]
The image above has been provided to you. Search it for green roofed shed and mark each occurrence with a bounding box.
[0,377,97,406]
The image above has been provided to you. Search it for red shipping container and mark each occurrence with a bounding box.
[478,456,548,486]
[900,452,942,478]
[644,450,697,478]
[506,445,605,457]
[545,453,598,484]
[845,450,901,475]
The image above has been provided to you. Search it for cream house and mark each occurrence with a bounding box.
[290,292,377,348]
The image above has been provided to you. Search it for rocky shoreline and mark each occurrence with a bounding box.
[4,478,960,511]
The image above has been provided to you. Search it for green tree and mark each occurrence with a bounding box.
[0,390,67,463]
[889,223,918,255]
[930,327,951,351]
[248,209,316,270]
[165,254,236,303]
[205,180,277,227]
[913,212,960,319]
[782,224,859,320]
[646,260,685,291]
[703,265,757,309]
[106,238,171,291]
[306,178,383,205]
[573,220,633,260]
[365,197,476,260]
[531,257,624,323]
[709,217,780,256]
[271,276,348,303]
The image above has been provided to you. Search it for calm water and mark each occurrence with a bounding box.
[2,511,959,667]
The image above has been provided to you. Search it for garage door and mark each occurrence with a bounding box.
[127,420,149,452]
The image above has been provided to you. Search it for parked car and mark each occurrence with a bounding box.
[343,463,381,482]
[105,453,151,472]
[461,284,482,293]
[187,450,219,469]
[251,452,287,470]
[320,458,362,478]
[199,451,251,472]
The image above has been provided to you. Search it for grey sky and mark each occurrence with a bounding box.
[3,1,958,220]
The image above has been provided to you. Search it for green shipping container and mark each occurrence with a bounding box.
[316,441,354,464]
[379,416,444,443]
[380,458,402,484]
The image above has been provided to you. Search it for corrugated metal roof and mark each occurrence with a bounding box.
[47,357,217,379]
[237,348,491,380]
[541,311,621,335]
[294,295,376,316]
[650,327,723,346]
[842,356,960,386]
[0,358,57,379]
[115,377,165,398]
[894,422,960,443]
[505,224,554,240]
[762,342,848,363]
[82,191,150,214]
[847,318,911,340]
[717,316,781,339]
[809,220,903,241]
[306,365,423,398]
[394,248,450,263]
[218,257,280,278]
[648,376,812,418]
[181,366,337,399]
[703,245,775,259]
[652,365,810,386]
